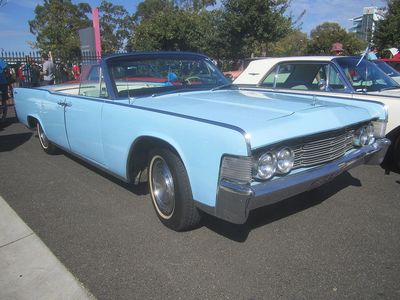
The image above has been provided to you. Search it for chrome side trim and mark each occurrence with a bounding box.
[48,91,252,155]
[50,141,129,183]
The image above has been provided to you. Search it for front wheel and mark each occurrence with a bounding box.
[148,148,201,231]
[37,122,58,154]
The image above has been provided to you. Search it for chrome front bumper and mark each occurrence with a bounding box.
[215,138,391,224]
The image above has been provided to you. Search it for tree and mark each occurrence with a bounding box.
[269,30,308,56]
[99,1,131,53]
[307,22,365,55]
[134,0,175,22]
[177,0,216,10]
[220,0,293,59]
[29,0,91,59]
[129,8,216,52]
[130,0,295,61]
[129,0,220,55]
[375,0,400,50]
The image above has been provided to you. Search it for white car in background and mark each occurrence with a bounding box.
[234,56,400,168]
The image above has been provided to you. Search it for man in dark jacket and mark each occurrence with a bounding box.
[0,58,9,106]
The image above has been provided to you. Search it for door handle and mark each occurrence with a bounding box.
[57,100,72,107]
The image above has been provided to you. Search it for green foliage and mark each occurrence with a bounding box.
[375,0,400,50]
[307,22,365,55]
[99,1,131,53]
[29,0,91,59]
[129,8,218,53]
[220,0,293,59]
[177,0,216,10]
[134,0,176,21]
[130,0,294,60]
[269,30,308,56]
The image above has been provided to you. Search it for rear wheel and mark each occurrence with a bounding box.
[37,122,58,154]
[148,148,201,231]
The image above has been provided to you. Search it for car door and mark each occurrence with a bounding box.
[64,65,107,165]
[39,92,70,149]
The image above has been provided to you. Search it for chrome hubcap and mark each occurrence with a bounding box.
[150,156,175,218]
[38,124,49,149]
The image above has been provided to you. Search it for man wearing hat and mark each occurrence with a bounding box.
[331,43,344,56]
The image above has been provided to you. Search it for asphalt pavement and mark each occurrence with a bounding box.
[0,196,94,299]
[1,109,400,299]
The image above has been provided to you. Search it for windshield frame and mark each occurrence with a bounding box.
[104,52,229,99]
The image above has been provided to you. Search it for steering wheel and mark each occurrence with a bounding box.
[184,76,202,85]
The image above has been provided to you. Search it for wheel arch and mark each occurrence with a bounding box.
[126,136,184,185]
[27,115,39,129]
[386,125,400,142]
[382,125,400,169]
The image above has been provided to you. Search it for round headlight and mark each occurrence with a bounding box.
[257,152,277,180]
[366,123,374,144]
[277,147,295,174]
[353,127,369,147]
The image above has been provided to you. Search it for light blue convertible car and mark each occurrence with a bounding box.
[14,52,390,231]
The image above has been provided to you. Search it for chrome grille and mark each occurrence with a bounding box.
[293,131,354,168]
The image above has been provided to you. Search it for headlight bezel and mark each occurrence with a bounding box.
[254,147,295,181]
[353,121,383,147]
[257,152,277,180]
[276,147,295,174]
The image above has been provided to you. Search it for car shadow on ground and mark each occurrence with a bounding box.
[201,171,362,242]
[0,131,32,152]
[0,117,18,132]
[50,145,381,240]
[61,150,149,196]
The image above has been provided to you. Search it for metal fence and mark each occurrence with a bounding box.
[0,50,101,85]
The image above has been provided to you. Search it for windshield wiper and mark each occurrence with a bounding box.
[211,83,238,91]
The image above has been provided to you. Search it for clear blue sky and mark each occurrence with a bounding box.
[0,0,388,53]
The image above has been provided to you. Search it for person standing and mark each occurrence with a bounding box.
[0,58,9,107]
[72,62,80,81]
[41,53,55,85]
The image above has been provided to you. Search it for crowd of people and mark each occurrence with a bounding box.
[0,53,81,107]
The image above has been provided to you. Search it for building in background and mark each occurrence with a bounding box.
[349,7,386,44]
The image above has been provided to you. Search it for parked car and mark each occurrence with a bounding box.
[234,56,400,168]
[380,48,400,72]
[14,52,390,231]
[223,58,262,81]
[373,60,400,84]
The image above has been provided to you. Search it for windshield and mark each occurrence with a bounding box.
[334,57,400,92]
[373,60,400,78]
[107,54,229,98]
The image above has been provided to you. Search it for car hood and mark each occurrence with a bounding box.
[134,90,376,149]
